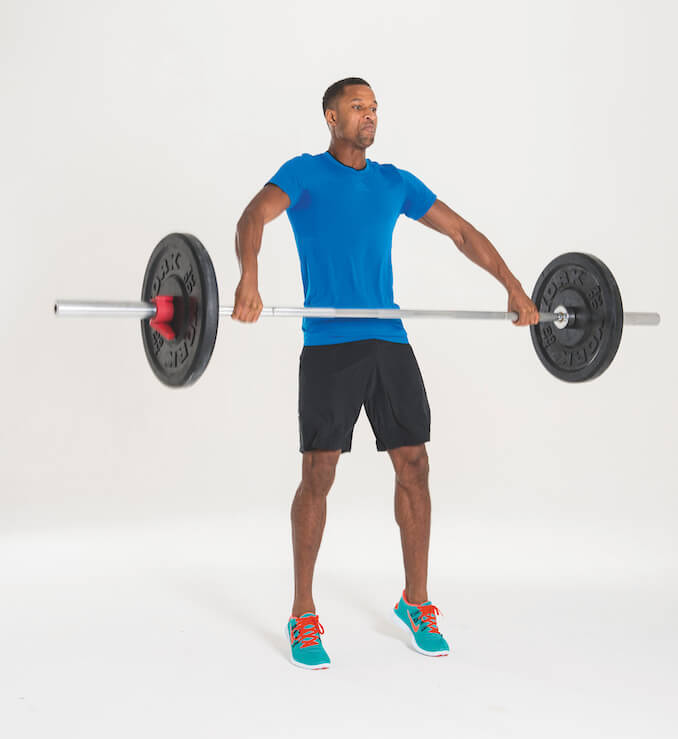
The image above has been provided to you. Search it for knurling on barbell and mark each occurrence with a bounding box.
[54,232,660,388]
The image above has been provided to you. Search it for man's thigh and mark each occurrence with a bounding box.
[298,341,375,453]
[364,341,431,452]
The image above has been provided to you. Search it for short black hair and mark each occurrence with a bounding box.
[322,77,371,114]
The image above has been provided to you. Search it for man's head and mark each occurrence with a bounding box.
[322,77,377,150]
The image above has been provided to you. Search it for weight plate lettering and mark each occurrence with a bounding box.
[530,252,623,382]
[141,233,219,387]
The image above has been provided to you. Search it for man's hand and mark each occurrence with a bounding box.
[231,275,263,323]
[508,285,539,326]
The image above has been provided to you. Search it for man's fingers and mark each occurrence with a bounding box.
[232,295,263,322]
[241,301,263,322]
[248,301,263,322]
[511,298,539,326]
[512,307,538,326]
[521,310,539,326]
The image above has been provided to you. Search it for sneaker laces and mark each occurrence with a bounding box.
[418,604,442,634]
[290,613,324,648]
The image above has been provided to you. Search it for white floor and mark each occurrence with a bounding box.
[2,515,676,739]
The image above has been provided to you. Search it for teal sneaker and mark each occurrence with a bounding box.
[287,612,331,670]
[392,591,450,657]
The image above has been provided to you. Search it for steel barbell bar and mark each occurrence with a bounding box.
[52,233,661,387]
[53,300,660,326]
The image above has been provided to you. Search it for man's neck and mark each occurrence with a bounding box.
[327,141,367,170]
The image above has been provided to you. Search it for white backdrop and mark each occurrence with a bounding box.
[1,1,676,737]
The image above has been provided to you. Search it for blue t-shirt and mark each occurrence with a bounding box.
[267,150,437,346]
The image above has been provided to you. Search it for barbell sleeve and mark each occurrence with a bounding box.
[54,300,157,319]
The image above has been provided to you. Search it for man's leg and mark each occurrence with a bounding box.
[388,444,430,605]
[290,449,341,617]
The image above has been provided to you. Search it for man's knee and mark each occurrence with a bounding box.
[391,446,429,491]
[300,449,341,496]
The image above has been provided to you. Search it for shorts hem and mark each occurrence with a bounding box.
[376,437,430,452]
[299,446,351,454]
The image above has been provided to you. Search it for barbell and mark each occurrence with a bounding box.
[54,232,660,387]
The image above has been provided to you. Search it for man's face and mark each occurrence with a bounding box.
[327,84,378,148]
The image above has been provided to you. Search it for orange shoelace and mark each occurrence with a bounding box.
[418,604,442,634]
[290,614,325,648]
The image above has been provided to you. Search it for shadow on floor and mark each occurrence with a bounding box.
[164,567,290,662]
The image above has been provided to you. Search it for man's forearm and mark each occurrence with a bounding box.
[458,227,522,292]
[235,211,264,280]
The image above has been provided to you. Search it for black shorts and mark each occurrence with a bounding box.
[298,339,431,453]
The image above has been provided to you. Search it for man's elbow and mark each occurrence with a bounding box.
[236,207,261,233]
[453,222,475,250]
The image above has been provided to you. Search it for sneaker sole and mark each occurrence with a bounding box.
[290,656,330,670]
[390,610,450,657]
[286,628,331,670]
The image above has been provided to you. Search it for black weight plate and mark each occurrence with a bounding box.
[530,252,623,382]
[141,233,219,388]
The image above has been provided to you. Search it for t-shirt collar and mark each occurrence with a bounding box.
[323,150,370,173]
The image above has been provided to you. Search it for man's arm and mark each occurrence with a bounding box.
[232,183,290,322]
[418,199,538,326]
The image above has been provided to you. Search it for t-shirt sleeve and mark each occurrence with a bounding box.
[266,156,304,209]
[398,167,437,220]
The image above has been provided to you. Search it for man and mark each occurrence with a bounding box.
[232,77,538,670]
